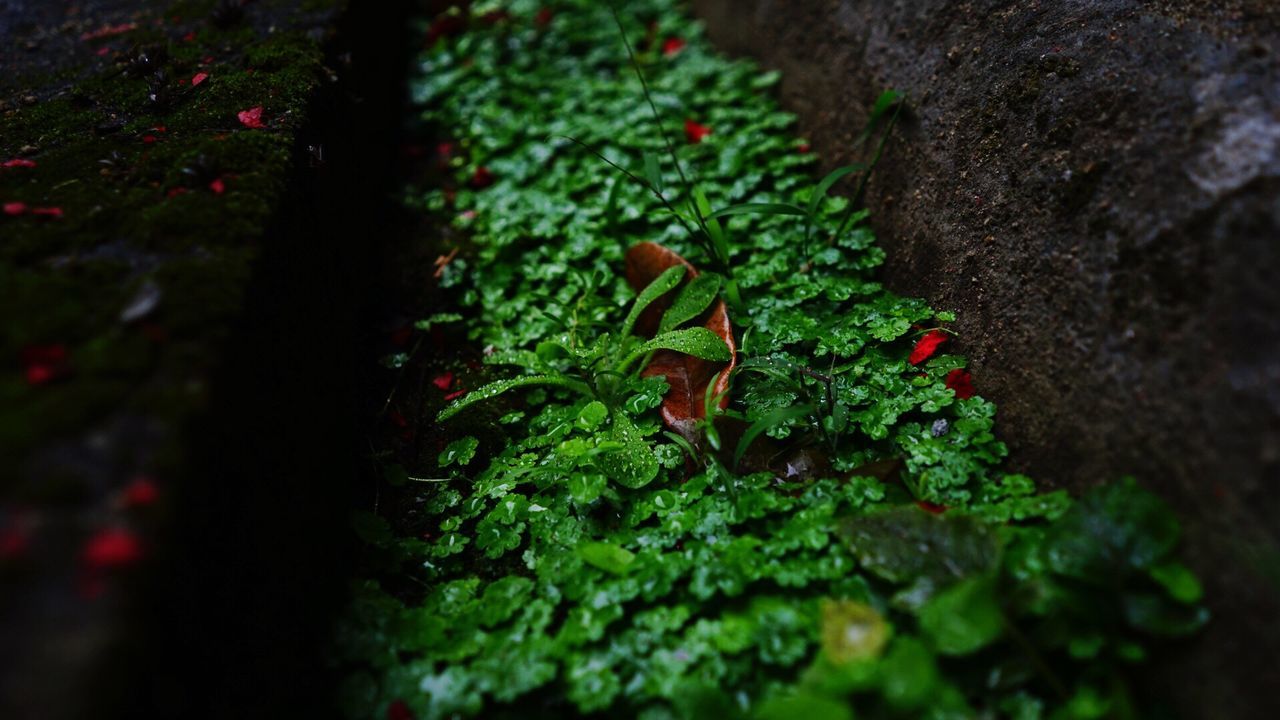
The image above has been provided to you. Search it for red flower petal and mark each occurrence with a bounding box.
[209,178,226,195]
[388,326,413,348]
[238,106,266,129]
[3,202,27,216]
[142,135,158,144]
[191,72,209,87]
[908,330,948,365]
[389,410,408,428]
[21,344,69,385]
[797,143,811,154]
[427,14,467,44]
[662,37,686,56]
[0,526,29,560]
[121,477,159,508]
[469,166,495,189]
[444,389,468,401]
[432,371,454,391]
[535,8,554,27]
[26,365,56,385]
[3,158,37,169]
[387,700,414,720]
[183,31,197,42]
[684,119,712,144]
[436,142,454,170]
[21,344,65,364]
[944,368,975,399]
[480,10,511,25]
[916,500,949,514]
[80,22,137,41]
[32,207,63,219]
[167,187,189,198]
[82,528,143,569]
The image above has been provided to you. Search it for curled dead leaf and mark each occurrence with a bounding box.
[624,242,736,440]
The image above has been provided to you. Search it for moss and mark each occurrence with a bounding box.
[0,0,340,484]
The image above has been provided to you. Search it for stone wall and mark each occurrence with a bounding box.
[692,1,1280,717]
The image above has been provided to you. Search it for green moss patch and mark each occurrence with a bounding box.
[1,0,337,475]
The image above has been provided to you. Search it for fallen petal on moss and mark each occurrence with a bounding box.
[238,106,266,129]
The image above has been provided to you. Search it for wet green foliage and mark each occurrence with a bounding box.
[337,2,1205,718]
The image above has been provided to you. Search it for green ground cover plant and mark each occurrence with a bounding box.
[336,2,1206,718]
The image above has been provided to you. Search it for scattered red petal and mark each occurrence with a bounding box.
[432,372,455,391]
[387,700,414,720]
[32,206,64,219]
[183,31,197,42]
[202,55,215,65]
[167,187,189,198]
[908,330,948,365]
[191,72,209,87]
[82,528,143,569]
[662,37,686,56]
[153,126,167,133]
[944,368,975,399]
[122,477,159,508]
[797,143,811,154]
[427,14,467,44]
[535,8,554,27]
[3,158,37,169]
[21,344,68,386]
[389,325,412,347]
[684,119,712,144]
[436,141,454,169]
[80,22,137,41]
[389,410,408,428]
[916,500,949,514]
[3,202,27,216]
[0,526,29,560]
[96,46,111,57]
[444,389,467,401]
[141,322,169,343]
[238,106,266,129]
[469,166,495,189]
[142,135,158,144]
[209,178,226,195]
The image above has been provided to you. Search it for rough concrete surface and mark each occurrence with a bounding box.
[692,1,1280,717]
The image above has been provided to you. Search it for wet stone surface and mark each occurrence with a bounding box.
[692,1,1280,717]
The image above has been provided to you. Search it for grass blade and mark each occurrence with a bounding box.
[734,404,815,468]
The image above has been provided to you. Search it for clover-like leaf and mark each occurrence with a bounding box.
[438,436,479,467]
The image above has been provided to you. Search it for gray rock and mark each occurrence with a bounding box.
[694,0,1280,716]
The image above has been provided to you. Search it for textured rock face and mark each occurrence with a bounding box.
[693,0,1280,716]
